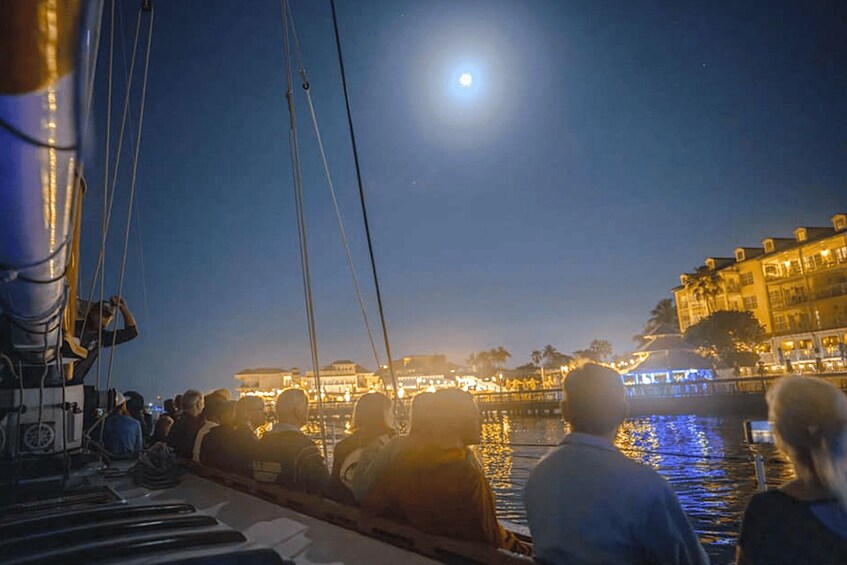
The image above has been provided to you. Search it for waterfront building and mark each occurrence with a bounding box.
[624,324,713,384]
[305,360,379,397]
[385,354,461,393]
[673,213,847,373]
[235,367,300,406]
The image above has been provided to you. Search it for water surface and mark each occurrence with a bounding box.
[477,414,793,564]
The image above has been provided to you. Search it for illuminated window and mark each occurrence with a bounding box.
[822,336,841,348]
[743,296,758,310]
[740,272,754,286]
[836,246,847,263]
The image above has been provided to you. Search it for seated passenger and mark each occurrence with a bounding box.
[350,391,434,504]
[103,392,143,457]
[737,376,847,564]
[192,393,226,461]
[524,363,708,565]
[330,391,395,504]
[124,390,153,440]
[152,414,174,444]
[252,389,328,494]
[167,389,205,458]
[201,398,262,476]
[362,388,529,554]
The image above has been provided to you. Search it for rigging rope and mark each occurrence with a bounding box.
[77,0,144,390]
[105,3,155,393]
[329,0,405,422]
[285,10,382,372]
[281,0,329,463]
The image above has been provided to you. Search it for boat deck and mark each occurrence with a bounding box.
[0,460,439,565]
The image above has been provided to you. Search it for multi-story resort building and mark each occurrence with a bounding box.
[673,213,847,373]
[305,360,380,398]
[235,367,300,405]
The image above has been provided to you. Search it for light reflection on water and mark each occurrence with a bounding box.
[477,414,794,563]
[308,413,791,562]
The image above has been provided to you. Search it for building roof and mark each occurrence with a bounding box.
[627,349,712,374]
[320,362,373,374]
[643,323,681,338]
[636,334,686,353]
[235,368,289,375]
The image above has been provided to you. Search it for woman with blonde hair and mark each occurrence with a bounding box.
[329,391,395,504]
[737,376,847,564]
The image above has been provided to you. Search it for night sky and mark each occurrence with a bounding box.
[79,0,846,400]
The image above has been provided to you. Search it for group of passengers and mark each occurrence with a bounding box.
[111,363,847,564]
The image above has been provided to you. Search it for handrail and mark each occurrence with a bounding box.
[185,461,533,565]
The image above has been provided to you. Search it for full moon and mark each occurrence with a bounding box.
[459,72,473,88]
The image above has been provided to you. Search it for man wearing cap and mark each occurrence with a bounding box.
[70,296,138,384]
[524,363,709,565]
[103,391,143,457]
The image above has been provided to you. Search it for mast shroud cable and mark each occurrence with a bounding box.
[280,0,329,462]
[329,0,405,421]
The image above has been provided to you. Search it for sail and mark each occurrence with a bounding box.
[0,0,88,363]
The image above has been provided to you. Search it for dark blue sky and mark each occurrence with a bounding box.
[80,0,846,399]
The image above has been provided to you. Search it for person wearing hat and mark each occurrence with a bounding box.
[103,391,143,457]
[70,296,138,384]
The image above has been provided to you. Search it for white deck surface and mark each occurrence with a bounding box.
[112,472,439,565]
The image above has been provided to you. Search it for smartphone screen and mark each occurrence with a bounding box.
[744,420,775,444]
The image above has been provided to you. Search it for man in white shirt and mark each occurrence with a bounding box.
[524,363,709,565]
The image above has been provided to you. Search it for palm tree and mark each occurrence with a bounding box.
[542,345,558,367]
[530,350,543,367]
[492,346,511,369]
[689,273,721,315]
[645,298,679,333]
[541,344,560,381]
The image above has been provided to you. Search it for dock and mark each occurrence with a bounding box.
[311,373,847,419]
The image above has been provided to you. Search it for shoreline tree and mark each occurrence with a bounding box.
[683,310,765,369]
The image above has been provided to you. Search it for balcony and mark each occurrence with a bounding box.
[769,293,808,311]
[814,281,847,301]
[804,253,847,274]
[764,263,803,282]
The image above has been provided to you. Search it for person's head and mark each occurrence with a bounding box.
[350,392,394,436]
[561,363,628,438]
[164,398,175,414]
[202,393,226,424]
[236,395,267,430]
[768,376,847,510]
[275,388,309,427]
[154,414,174,440]
[113,391,129,416]
[86,300,115,329]
[218,400,237,428]
[408,391,436,436]
[174,394,183,411]
[211,388,233,401]
[428,388,482,446]
[123,390,145,416]
[181,389,204,418]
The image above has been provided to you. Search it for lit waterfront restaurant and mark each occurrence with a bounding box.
[674,213,847,374]
[623,324,714,385]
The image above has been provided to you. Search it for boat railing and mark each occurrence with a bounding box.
[185,460,533,565]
